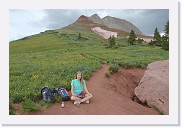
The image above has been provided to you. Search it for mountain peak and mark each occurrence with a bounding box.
[102,15,120,20]
[102,15,111,18]
[77,15,88,21]
[88,13,102,24]
[90,13,100,18]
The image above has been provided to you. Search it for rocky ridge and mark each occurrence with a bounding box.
[88,14,142,35]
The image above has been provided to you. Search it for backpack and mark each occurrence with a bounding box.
[41,86,55,102]
[55,87,70,101]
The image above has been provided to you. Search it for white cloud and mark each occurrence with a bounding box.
[9,9,47,41]
[160,32,165,36]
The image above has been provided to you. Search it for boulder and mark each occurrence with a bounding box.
[134,60,169,114]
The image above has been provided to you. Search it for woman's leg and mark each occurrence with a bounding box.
[70,96,81,102]
[80,93,93,103]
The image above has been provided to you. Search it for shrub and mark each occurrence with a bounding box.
[105,36,118,49]
[148,40,155,47]
[54,93,62,103]
[22,99,41,112]
[109,64,119,73]
[127,30,136,45]
[39,100,52,108]
[105,71,111,77]
[118,60,147,69]
[108,36,116,47]
[78,33,81,40]
[136,38,143,45]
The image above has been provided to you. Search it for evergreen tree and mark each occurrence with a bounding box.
[162,21,169,51]
[164,20,169,38]
[127,30,136,45]
[78,33,81,40]
[153,28,161,46]
[108,36,116,47]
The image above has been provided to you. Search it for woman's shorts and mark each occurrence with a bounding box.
[76,91,85,99]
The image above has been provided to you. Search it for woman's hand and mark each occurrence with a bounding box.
[84,86,92,96]
[87,92,92,97]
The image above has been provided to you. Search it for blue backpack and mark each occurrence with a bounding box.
[41,86,55,102]
[54,87,70,101]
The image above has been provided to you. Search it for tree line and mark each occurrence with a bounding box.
[127,21,169,51]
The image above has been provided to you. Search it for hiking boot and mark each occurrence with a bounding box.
[85,100,89,104]
[74,101,80,107]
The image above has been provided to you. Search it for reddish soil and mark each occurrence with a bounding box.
[22,64,159,115]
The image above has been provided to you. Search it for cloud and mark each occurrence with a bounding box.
[88,9,169,35]
[9,9,169,41]
[124,9,169,35]
[9,9,46,41]
[42,9,82,29]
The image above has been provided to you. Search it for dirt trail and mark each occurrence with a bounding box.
[23,65,159,115]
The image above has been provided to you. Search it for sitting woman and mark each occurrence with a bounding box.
[71,71,93,106]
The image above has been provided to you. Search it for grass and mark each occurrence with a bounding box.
[22,99,41,112]
[9,100,15,115]
[39,100,52,108]
[152,105,165,115]
[9,28,169,114]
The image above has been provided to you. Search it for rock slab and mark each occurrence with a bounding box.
[134,60,169,114]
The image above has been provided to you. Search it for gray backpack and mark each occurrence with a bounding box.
[41,86,55,102]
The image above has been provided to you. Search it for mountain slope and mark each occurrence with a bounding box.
[58,15,130,38]
[58,14,152,40]
[88,14,142,35]
[102,16,142,34]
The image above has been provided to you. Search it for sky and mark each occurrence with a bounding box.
[9,9,169,41]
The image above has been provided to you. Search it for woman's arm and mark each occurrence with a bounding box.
[84,86,92,96]
[71,86,76,96]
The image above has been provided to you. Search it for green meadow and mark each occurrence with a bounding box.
[9,29,168,112]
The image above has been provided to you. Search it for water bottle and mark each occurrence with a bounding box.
[61,102,64,108]
[42,91,47,101]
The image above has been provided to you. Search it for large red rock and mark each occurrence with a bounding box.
[134,60,169,114]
